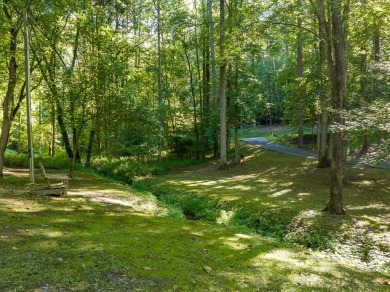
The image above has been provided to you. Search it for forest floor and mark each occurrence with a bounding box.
[0,144,389,290]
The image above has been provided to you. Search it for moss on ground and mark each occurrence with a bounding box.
[148,144,390,274]
[0,157,389,290]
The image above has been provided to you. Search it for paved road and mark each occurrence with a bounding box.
[241,137,390,170]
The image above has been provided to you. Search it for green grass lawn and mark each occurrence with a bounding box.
[0,153,389,291]
[150,144,390,274]
[157,144,389,217]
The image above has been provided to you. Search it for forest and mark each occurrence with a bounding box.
[0,0,390,290]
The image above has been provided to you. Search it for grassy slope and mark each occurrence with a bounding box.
[0,166,388,291]
[153,144,390,272]
[159,144,389,219]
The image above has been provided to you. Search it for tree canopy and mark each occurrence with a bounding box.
[1,0,389,214]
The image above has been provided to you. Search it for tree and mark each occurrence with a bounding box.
[219,0,227,168]
[312,0,349,215]
[0,0,33,177]
[297,0,304,148]
[207,0,219,159]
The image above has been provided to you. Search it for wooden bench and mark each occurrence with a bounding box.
[40,163,71,195]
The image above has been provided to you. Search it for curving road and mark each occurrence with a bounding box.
[241,137,390,170]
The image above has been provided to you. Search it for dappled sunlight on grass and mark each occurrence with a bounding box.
[1,168,389,290]
[0,197,48,212]
[260,249,309,268]
[70,188,126,196]
[159,145,390,227]
[349,204,390,211]
[44,230,66,238]
[221,233,255,250]
[269,189,292,198]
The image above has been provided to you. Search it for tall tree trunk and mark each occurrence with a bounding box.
[194,0,204,158]
[359,51,369,157]
[202,38,211,154]
[374,33,380,63]
[72,127,81,163]
[317,107,330,167]
[85,129,95,167]
[0,0,33,177]
[226,67,232,153]
[315,0,348,215]
[50,103,56,157]
[55,95,74,159]
[234,60,240,161]
[207,0,219,159]
[70,126,83,178]
[0,29,18,177]
[297,0,304,148]
[183,41,200,160]
[317,21,331,168]
[157,0,163,162]
[219,0,227,168]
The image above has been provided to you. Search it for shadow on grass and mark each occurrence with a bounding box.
[158,147,390,231]
[0,189,388,291]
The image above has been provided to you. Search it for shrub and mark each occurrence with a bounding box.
[285,211,337,250]
[4,151,73,170]
[91,157,149,184]
[230,208,295,240]
[181,195,220,221]
[133,179,222,222]
[4,152,29,168]
[170,136,195,159]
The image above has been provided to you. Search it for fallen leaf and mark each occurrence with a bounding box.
[203,266,212,273]
[143,266,151,271]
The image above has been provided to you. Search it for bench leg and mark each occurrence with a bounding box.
[63,179,68,195]
[45,178,52,188]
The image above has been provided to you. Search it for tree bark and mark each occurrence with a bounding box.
[315,0,347,215]
[0,0,33,176]
[207,0,219,159]
[183,41,200,160]
[1,3,23,176]
[202,38,211,154]
[297,0,304,148]
[317,107,331,167]
[226,67,232,153]
[157,0,163,162]
[234,60,240,161]
[0,29,18,177]
[85,130,95,167]
[317,21,331,168]
[50,103,56,157]
[219,0,227,168]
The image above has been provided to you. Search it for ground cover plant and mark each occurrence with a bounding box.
[146,143,390,274]
[1,166,389,291]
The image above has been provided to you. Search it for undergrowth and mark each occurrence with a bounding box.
[4,152,204,183]
[91,157,205,184]
[132,178,336,251]
[4,152,75,170]
[133,179,222,221]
